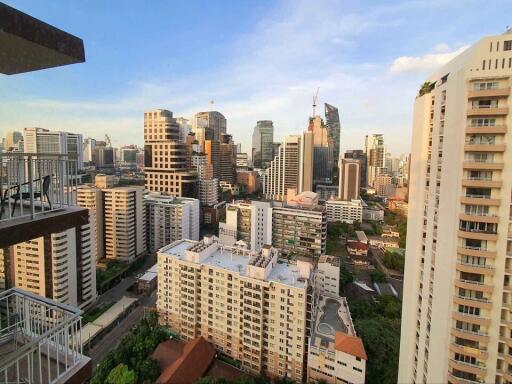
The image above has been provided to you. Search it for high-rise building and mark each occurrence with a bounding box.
[191,153,219,206]
[364,134,385,187]
[92,141,115,170]
[251,120,274,169]
[219,133,236,183]
[204,139,221,179]
[374,174,393,197]
[144,109,197,197]
[77,185,104,261]
[23,127,84,169]
[176,117,191,143]
[324,103,341,177]
[236,170,260,194]
[103,187,146,262]
[192,111,227,146]
[309,116,332,185]
[264,130,314,199]
[144,193,199,252]
[339,159,361,201]
[3,130,22,151]
[83,137,96,164]
[236,152,249,169]
[272,194,327,257]
[157,236,312,382]
[399,31,512,384]
[345,149,367,188]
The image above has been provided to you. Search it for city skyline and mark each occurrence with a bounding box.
[1,0,511,155]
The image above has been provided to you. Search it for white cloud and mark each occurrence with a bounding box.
[389,44,469,74]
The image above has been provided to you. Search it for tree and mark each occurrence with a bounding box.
[370,269,386,283]
[382,250,405,273]
[136,358,161,383]
[418,81,434,97]
[106,364,136,384]
[339,265,354,293]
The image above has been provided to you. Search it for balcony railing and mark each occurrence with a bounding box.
[0,288,89,383]
[0,153,78,222]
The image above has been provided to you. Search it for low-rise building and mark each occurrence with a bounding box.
[367,235,399,249]
[361,201,384,222]
[307,295,367,384]
[325,199,363,224]
[347,240,369,256]
[316,255,340,296]
[382,225,400,238]
[137,264,158,294]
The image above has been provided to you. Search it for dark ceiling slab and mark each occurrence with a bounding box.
[0,2,85,75]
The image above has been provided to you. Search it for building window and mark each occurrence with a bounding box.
[504,40,512,51]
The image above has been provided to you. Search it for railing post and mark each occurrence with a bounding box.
[28,155,35,219]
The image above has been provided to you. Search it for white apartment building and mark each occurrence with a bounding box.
[77,185,104,261]
[157,236,312,382]
[307,295,366,384]
[315,255,341,297]
[5,223,96,309]
[325,199,363,224]
[144,193,199,252]
[103,187,145,262]
[399,30,512,384]
[192,153,219,206]
[24,127,84,169]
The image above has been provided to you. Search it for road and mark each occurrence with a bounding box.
[89,290,157,366]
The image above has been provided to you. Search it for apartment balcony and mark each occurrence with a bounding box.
[450,342,488,360]
[461,178,502,188]
[467,87,510,98]
[451,328,489,343]
[462,161,504,171]
[457,246,496,258]
[455,279,493,293]
[466,107,509,116]
[464,143,506,152]
[503,370,512,384]
[0,288,91,383]
[466,125,507,134]
[448,359,486,376]
[456,261,495,275]
[447,372,485,384]
[454,295,492,310]
[459,213,500,224]
[0,153,88,248]
[458,229,498,241]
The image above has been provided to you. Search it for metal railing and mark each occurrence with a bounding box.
[0,287,88,383]
[0,153,78,222]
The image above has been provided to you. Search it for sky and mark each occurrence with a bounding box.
[1,0,511,156]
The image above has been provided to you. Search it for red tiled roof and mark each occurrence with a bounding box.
[347,241,369,251]
[335,332,367,360]
[156,336,215,384]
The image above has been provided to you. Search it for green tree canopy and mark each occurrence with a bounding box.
[106,364,136,384]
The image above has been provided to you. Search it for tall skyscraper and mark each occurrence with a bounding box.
[339,158,360,201]
[192,111,226,147]
[175,117,191,143]
[309,115,332,185]
[325,103,341,177]
[219,133,236,183]
[263,135,301,201]
[24,127,84,169]
[3,130,22,150]
[364,134,385,187]
[77,185,104,261]
[204,139,221,179]
[399,31,512,384]
[251,120,274,169]
[144,109,197,197]
[299,131,314,193]
[191,153,219,206]
[83,137,96,164]
[345,149,367,188]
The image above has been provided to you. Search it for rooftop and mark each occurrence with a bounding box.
[159,238,310,289]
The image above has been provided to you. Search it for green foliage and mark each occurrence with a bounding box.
[382,250,405,273]
[370,269,386,283]
[349,295,401,384]
[106,364,136,384]
[371,222,383,235]
[339,264,354,294]
[91,313,168,384]
[418,81,434,96]
[384,211,407,248]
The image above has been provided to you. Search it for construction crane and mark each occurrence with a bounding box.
[105,134,112,147]
[312,87,320,116]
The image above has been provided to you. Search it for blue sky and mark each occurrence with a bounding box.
[1,0,511,154]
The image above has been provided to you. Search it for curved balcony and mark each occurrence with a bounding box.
[458,229,498,241]
[448,358,486,376]
[455,279,493,293]
[457,246,496,258]
[456,261,494,275]
[448,372,485,384]
[459,213,499,224]
[453,312,491,326]
[467,87,510,98]
[466,125,507,134]
[451,328,489,343]
[450,343,488,360]
[454,295,492,310]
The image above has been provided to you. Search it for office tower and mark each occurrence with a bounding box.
[144,193,199,252]
[103,187,145,262]
[92,141,114,170]
[4,130,22,150]
[399,31,512,384]
[299,131,314,193]
[219,134,236,183]
[77,185,104,261]
[191,153,219,206]
[236,152,249,169]
[364,134,385,187]
[251,120,274,169]
[118,145,138,166]
[83,137,96,164]
[157,236,312,382]
[339,158,361,201]
[309,116,332,185]
[176,117,191,143]
[192,111,227,146]
[325,199,363,224]
[144,109,197,197]
[345,149,367,188]
[263,135,301,201]
[324,103,341,176]
[204,139,221,179]
[23,127,84,169]
[272,192,327,257]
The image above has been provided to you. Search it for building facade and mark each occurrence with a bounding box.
[364,134,385,188]
[399,31,512,384]
[325,199,363,224]
[339,158,361,201]
[252,120,274,169]
[77,185,104,261]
